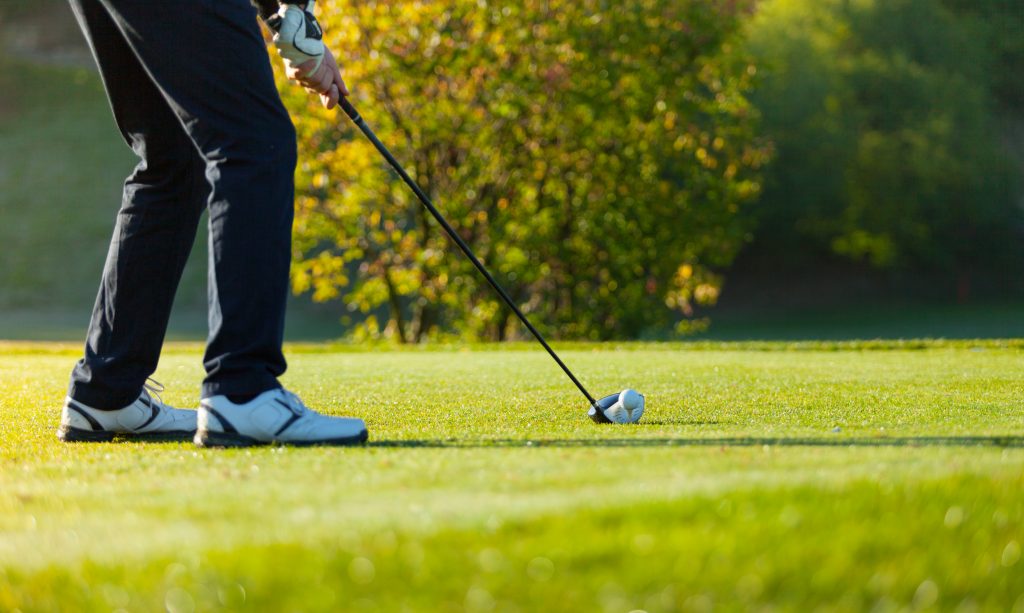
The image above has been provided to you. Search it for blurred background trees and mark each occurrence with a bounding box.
[285,0,768,341]
[739,0,1023,302]
[1,0,1021,340]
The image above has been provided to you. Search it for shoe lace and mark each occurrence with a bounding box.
[142,378,165,407]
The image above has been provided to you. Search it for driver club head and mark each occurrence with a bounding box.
[588,389,645,424]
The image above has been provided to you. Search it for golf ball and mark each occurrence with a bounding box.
[619,389,642,410]
[593,390,646,424]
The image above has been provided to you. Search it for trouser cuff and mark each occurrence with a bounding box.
[201,378,281,401]
[67,382,141,411]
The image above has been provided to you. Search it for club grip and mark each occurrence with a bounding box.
[339,97,360,122]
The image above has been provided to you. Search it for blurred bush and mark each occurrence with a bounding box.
[744,0,1023,298]
[284,0,768,341]
[941,0,1024,110]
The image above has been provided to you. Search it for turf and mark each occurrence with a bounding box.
[1,341,1022,611]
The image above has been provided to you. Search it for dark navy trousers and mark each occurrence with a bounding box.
[67,0,296,409]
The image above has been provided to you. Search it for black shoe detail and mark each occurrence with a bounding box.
[66,401,104,431]
[61,399,191,443]
[274,398,300,414]
[137,402,161,430]
[204,407,238,434]
[58,424,115,442]
[194,428,369,448]
[58,424,193,443]
[274,412,302,436]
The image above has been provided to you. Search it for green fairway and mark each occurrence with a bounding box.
[1,341,1022,611]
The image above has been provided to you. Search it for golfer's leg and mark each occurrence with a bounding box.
[67,0,208,410]
[97,0,297,399]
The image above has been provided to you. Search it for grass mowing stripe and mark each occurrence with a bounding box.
[3,471,1022,611]
[2,446,1018,568]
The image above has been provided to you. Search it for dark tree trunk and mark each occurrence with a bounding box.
[495,308,511,342]
[956,267,972,304]
[382,269,408,343]
[411,300,435,343]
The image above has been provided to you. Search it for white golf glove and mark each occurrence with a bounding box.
[266,1,325,77]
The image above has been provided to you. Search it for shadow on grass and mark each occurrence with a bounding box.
[369,435,1024,449]
[642,420,722,426]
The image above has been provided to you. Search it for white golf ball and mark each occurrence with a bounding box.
[619,389,642,411]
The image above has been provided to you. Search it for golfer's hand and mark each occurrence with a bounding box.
[289,48,349,110]
[268,1,348,109]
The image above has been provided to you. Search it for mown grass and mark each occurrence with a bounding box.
[1,342,1022,611]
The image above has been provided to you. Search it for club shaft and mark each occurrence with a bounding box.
[339,100,597,406]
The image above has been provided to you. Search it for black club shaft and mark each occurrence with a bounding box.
[338,98,598,407]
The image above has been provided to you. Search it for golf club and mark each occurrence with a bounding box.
[337,98,643,424]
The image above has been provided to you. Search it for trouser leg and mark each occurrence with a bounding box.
[67,0,208,409]
[92,0,298,400]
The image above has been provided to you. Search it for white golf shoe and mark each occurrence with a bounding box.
[195,388,368,447]
[57,382,197,442]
